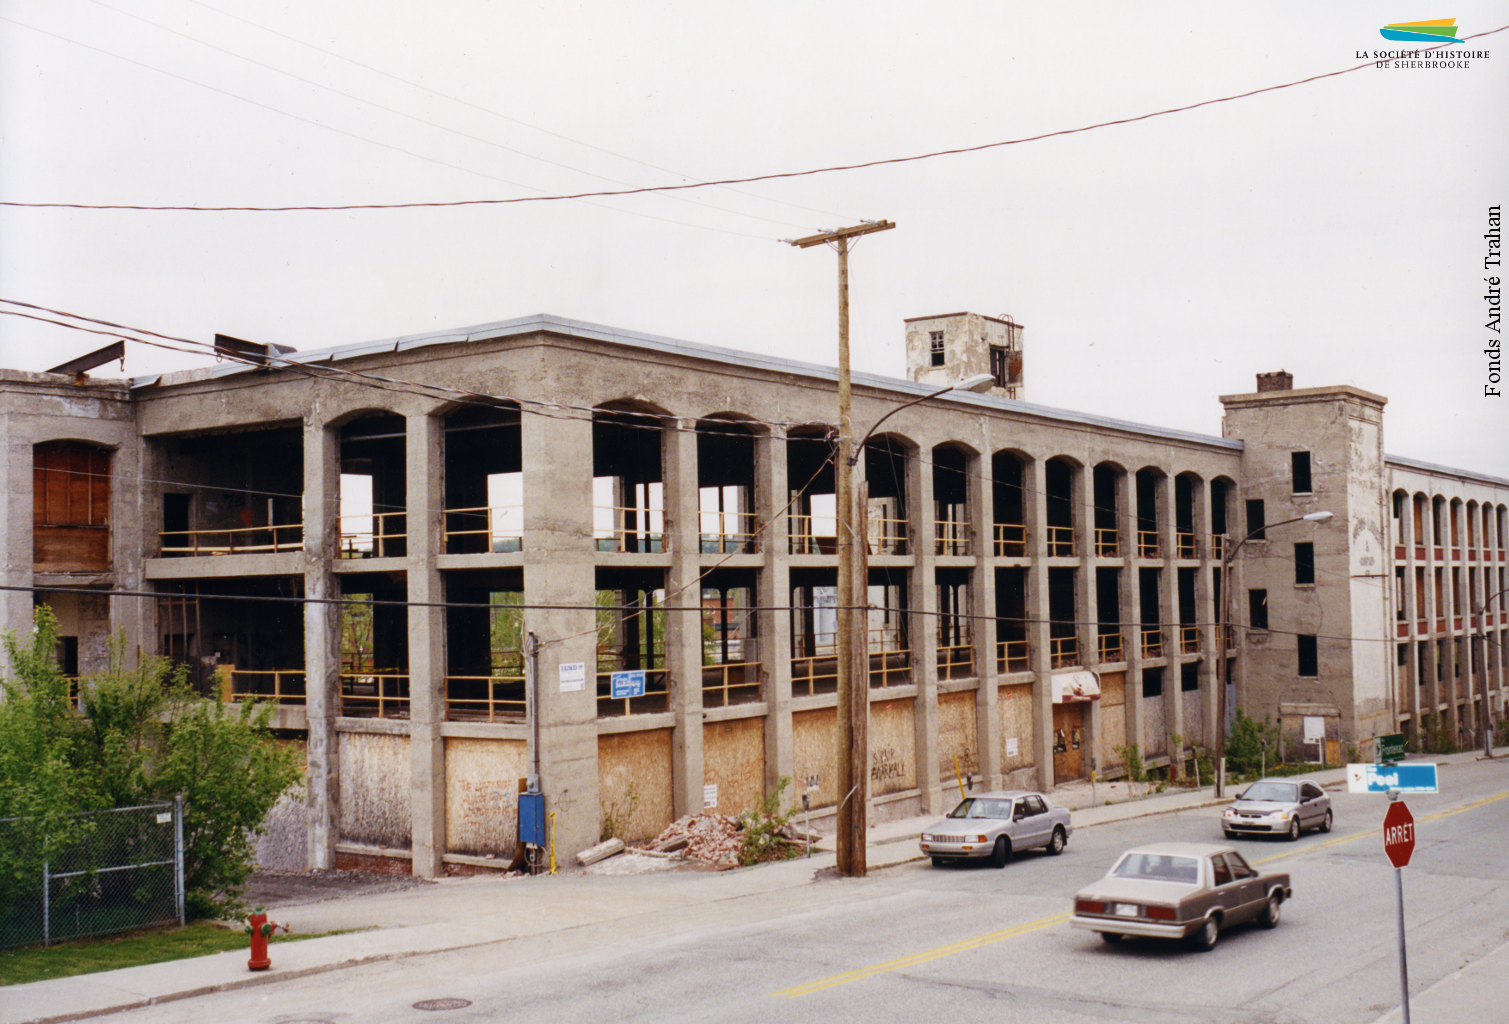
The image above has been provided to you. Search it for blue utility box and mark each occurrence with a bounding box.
[518,791,546,847]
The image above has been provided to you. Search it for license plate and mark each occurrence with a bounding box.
[1114,903,1140,917]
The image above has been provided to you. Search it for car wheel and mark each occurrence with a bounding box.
[1187,916,1219,952]
[1046,827,1067,856]
[1320,809,1333,833]
[1286,817,1301,842]
[1100,931,1123,945]
[1259,894,1281,929]
[991,836,1011,868]
[931,856,946,867]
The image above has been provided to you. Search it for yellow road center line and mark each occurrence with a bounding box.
[775,911,1071,997]
[1251,789,1509,865]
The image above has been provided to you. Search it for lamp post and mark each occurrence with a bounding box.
[1215,510,1333,797]
[1472,585,1509,758]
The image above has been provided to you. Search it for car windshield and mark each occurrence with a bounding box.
[1241,782,1298,802]
[946,798,1013,820]
[1111,853,1200,883]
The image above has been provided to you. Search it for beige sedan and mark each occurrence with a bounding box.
[1070,842,1293,951]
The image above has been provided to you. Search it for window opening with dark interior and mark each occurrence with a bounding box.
[787,428,837,554]
[340,413,408,559]
[789,567,837,696]
[933,445,970,555]
[863,436,910,555]
[701,568,760,707]
[867,566,911,688]
[1291,451,1312,494]
[936,567,973,679]
[445,569,524,722]
[1045,458,1076,556]
[993,451,1027,556]
[929,330,945,366]
[594,568,668,716]
[593,407,664,553]
[444,404,522,554]
[996,566,1028,672]
[698,419,756,554]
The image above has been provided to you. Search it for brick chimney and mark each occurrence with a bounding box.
[1256,370,1293,393]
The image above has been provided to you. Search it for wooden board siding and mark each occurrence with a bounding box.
[793,708,838,809]
[999,683,1035,772]
[597,729,673,842]
[338,732,412,850]
[937,690,979,780]
[1099,671,1127,770]
[444,737,527,857]
[870,698,917,797]
[33,442,111,572]
[702,716,765,815]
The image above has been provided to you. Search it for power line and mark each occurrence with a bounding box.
[4,25,1502,214]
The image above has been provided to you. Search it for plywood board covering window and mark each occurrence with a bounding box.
[33,441,111,572]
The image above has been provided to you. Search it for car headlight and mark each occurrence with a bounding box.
[921,833,933,842]
[1223,808,1237,817]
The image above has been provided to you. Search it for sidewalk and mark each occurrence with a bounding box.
[6,750,1502,1024]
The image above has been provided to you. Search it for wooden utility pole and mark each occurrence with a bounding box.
[788,220,894,877]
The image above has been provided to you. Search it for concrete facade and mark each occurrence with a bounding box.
[3,314,1506,877]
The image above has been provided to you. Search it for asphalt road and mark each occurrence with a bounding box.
[99,759,1509,1024]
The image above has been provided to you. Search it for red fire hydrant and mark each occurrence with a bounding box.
[246,908,289,971]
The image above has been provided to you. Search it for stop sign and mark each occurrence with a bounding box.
[1382,800,1415,868]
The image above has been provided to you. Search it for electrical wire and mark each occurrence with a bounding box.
[4,25,1502,214]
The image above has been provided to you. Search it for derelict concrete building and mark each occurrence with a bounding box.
[2,313,1506,875]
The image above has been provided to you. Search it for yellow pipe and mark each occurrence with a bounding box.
[954,756,966,801]
[548,811,558,875]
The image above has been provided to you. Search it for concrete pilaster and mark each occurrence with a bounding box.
[972,451,1000,790]
[1077,467,1098,779]
[302,418,340,871]
[1025,459,1053,792]
[664,417,705,817]
[913,442,941,814]
[406,410,446,878]
[757,429,794,802]
[1159,473,1181,759]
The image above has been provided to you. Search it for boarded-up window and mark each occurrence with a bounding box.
[33,442,111,571]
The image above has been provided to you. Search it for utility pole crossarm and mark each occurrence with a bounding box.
[787,221,896,248]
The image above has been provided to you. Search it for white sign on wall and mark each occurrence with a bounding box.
[1006,737,1019,757]
[704,783,718,808]
[1303,716,1326,743]
[559,662,586,692]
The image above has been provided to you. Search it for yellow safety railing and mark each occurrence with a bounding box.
[160,523,303,557]
[868,648,912,688]
[1176,531,1198,559]
[1140,626,1164,658]
[340,673,410,718]
[1050,635,1079,669]
[339,510,407,558]
[445,675,527,722]
[867,517,909,555]
[936,644,974,679]
[935,520,971,556]
[443,505,523,553]
[700,513,759,554]
[1180,625,1201,654]
[1094,528,1119,557]
[791,654,839,697]
[1098,631,1124,662]
[1046,526,1074,557]
[997,639,1029,673]
[994,523,1027,557]
[788,514,837,555]
[594,505,664,553]
[220,666,307,705]
[702,662,762,707]
[1212,534,1224,560]
[595,670,670,717]
[1137,531,1160,558]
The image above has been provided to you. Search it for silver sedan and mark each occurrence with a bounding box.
[919,790,1073,867]
[1221,778,1332,840]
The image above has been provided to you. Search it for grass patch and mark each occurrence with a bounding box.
[0,920,340,987]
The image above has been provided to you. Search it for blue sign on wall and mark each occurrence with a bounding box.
[1346,763,1439,794]
[610,670,647,699]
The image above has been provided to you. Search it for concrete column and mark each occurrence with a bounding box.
[406,410,446,878]
[1194,481,1218,753]
[1077,465,1098,779]
[302,417,340,871]
[972,450,1001,790]
[0,423,35,675]
[1158,474,1180,761]
[522,408,601,859]
[1401,500,1420,728]
[913,441,942,814]
[757,428,793,802]
[1025,458,1053,792]
[663,417,705,818]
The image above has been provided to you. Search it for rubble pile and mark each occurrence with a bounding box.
[647,813,746,869]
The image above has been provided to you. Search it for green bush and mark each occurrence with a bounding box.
[2,608,303,919]
[739,776,800,866]
[1225,709,1282,778]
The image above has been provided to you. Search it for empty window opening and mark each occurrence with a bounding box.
[445,570,524,722]
[593,408,665,553]
[595,568,668,716]
[1210,479,1231,542]
[867,567,911,688]
[929,330,945,367]
[1392,491,1406,544]
[864,436,910,555]
[936,567,973,679]
[702,568,759,707]
[992,452,1027,556]
[788,429,837,554]
[339,414,408,559]
[1249,589,1269,630]
[790,567,838,696]
[996,566,1028,672]
[1394,568,1406,621]
[1139,567,1163,657]
[1093,465,1120,556]
[1045,458,1075,556]
[933,446,970,555]
[1177,567,1198,652]
[1246,499,1266,541]
[1181,662,1200,692]
[339,574,409,718]
[1294,542,1316,585]
[698,420,757,554]
[1096,566,1123,661]
[444,405,522,554]
[1297,634,1319,677]
[1136,469,1161,557]
[154,426,303,556]
[1142,666,1164,698]
[1048,567,1078,668]
[1291,452,1312,494]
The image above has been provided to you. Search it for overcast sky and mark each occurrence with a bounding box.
[2,1,1505,476]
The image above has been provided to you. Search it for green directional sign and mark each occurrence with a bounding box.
[1378,733,1406,765]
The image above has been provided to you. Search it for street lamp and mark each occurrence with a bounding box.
[1472,584,1509,758]
[1215,509,1333,797]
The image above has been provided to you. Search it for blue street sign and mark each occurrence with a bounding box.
[1346,763,1439,794]
[610,670,647,699]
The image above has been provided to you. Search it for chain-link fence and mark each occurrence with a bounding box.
[0,801,184,949]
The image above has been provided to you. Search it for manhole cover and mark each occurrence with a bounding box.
[414,998,472,1011]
